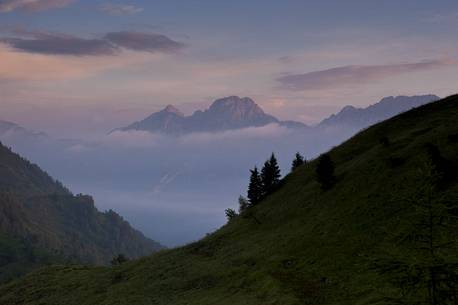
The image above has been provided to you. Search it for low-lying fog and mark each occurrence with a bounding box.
[2,124,357,246]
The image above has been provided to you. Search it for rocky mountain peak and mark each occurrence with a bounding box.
[161,105,184,117]
[208,96,265,118]
[339,105,357,114]
[318,94,439,129]
[117,96,306,135]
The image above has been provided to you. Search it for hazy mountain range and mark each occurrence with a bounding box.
[317,94,439,129]
[116,94,439,136]
[1,94,440,142]
[116,96,308,135]
[0,120,47,142]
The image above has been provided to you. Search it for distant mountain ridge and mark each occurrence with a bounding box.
[0,120,47,141]
[318,94,440,129]
[116,96,308,135]
[116,95,439,136]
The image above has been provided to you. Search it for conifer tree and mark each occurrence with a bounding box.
[225,208,238,222]
[247,167,263,206]
[291,152,305,171]
[261,153,281,195]
[315,153,336,190]
[238,195,250,214]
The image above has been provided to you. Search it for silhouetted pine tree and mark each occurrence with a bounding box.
[291,152,305,171]
[225,208,238,222]
[315,153,336,190]
[238,195,250,214]
[261,153,281,196]
[247,167,263,206]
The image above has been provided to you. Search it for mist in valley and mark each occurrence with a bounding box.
[1,123,356,246]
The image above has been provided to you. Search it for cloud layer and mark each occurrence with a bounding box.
[0,30,185,56]
[2,121,346,246]
[99,3,143,16]
[277,59,453,90]
[1,31,117,56]
[103,32,185,53]
[0,0,73,12]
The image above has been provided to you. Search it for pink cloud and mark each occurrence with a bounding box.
[0,44,151,81]
[277,59,455,91]
[0,29,185,56]
[0,0,74,13]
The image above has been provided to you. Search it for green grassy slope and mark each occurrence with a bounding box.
[0,144,163,282]
[1,95,457,304]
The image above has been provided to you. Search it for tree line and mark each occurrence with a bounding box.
[225,151,336,221]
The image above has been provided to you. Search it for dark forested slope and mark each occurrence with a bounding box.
[0,144,162,281]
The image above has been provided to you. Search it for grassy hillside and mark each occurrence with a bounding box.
[1,95,457,304]
[0,144,163,282]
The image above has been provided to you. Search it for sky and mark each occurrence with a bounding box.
[1,0,458,136]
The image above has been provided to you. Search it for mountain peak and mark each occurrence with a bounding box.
[118,96,305,134]
[162,105,184,117]
[210,96,257,107]
[208,96,265,116]
[339,105,357,114]
[318,94,439,129]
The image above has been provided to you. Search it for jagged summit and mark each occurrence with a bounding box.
[117,96,307,135]
[339,105,357,114]
[162,105,184,117]
[209,96,262,112]
[207,96,267,119]
[318,94,439,129]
